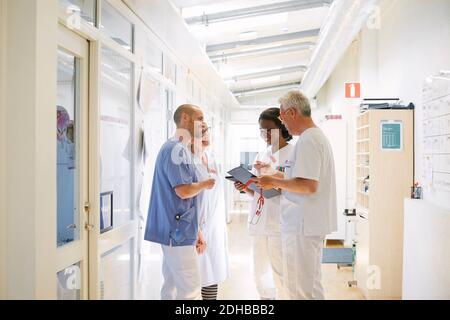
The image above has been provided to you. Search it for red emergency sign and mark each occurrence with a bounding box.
[345,82,361,98]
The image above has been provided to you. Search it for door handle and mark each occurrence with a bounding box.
[84,223,95,231]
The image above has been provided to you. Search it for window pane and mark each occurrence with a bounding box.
[165,89,176,139]
[101,1,133,51]
[59,0,97,26]
[100,240,133,300]
[57,262,81,300]
[100,46,133,229]
[57,50,80,247]
[163,54,176,84]
[144,37,163,74]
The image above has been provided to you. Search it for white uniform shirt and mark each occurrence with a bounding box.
[248,144,295,236]
[281,128,337,236]
[194,152,230,287]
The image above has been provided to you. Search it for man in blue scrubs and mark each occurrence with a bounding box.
[144,104,216,300]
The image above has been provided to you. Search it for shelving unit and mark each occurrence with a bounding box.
[355,109,414,299]
[356,112,370,213]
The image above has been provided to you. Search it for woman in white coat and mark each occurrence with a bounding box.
[234,108,294,300]
[193,126,230,300]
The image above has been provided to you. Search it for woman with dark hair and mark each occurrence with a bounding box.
[234,107,295,300]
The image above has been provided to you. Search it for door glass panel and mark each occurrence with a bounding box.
[57,50,80,247]
[59,0,97,26]
[144,37,163,74]
[57,262,82,300]
[163,54,176,84]
[100,46,133,229]
[165,89,175,139]
[101,1,133,51]
[100,239,133,300]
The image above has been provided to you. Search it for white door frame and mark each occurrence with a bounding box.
[56,23,90,300]
[87,33,138,303]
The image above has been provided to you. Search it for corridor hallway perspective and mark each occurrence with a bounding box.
[0,0,449,301]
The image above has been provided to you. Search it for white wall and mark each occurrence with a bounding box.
[403,200,450,299]
[3,0,57,299]
[371,0,450,208]
[316,41,360,211]
[0,0,6,300]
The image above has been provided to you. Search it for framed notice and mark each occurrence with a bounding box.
[100,191,113,234]
[380,120,403,151]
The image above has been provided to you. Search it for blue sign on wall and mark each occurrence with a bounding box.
[381,121,403,150]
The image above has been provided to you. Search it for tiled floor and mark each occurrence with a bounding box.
[218,214,364,300]
[138,213,365,300]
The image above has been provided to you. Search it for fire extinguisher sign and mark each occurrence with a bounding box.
[345,82,361,98]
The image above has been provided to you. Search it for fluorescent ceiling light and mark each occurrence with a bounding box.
[238,66,283,75]
[224,79,235,87]
[251,75,281,85]
[217,64,234,78]
[238,31,258,40]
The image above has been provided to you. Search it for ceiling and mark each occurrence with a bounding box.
[170,0,333,107]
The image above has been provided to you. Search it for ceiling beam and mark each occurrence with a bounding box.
[206,29,320,53]
[233,81,301,97]
[209,41,314,62]
[173,0,235,8]
[185,0,333,25]
[225,65,307,82]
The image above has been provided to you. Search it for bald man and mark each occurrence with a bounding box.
[144,104,216,300]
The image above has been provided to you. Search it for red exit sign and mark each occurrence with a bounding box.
[345,82,361,98]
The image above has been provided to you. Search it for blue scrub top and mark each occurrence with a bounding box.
[144,138,199,246]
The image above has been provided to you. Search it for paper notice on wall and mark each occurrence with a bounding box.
[142,120,152,165]
[420,71,450,205]
[138,120,153,220]
[434,172,450,192]
[137,68,161,114]
[421,155,433,188]
[380,120,403,151]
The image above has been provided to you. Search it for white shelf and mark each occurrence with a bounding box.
[355,109,414,299]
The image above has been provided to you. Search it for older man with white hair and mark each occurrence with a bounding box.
[251,90,337,300]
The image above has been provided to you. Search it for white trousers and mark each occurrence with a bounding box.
[281,233,325,300]
[252,235,286,299]
[160,245,201,300]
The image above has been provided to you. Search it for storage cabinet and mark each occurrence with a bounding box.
[355,109,414,299]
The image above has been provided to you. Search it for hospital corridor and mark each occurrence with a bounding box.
[1,0,450,304]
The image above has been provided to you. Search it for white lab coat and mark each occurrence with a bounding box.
[194,152,230,288]
[248,145,294,299]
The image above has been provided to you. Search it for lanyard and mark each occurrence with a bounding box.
[250,189,265,225]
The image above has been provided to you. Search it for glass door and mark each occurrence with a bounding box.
[56,24,90,300]
[165,88,175,139]
[95,44,138,300]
